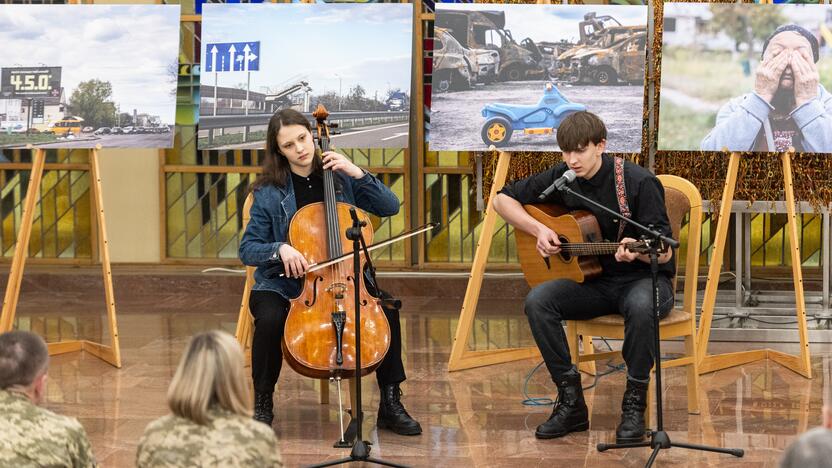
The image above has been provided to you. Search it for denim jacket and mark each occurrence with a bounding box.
[239,171,399,299]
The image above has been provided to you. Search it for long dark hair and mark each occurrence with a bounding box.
[251,109,323,190]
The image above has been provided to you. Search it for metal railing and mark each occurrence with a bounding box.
[198,111,409,146]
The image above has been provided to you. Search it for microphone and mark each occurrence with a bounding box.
[538,169,576,201]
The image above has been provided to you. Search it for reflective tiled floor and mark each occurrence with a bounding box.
[6,276,831,467]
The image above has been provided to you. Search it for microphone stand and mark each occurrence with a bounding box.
[308,207,408,468]
[556,184,743,467]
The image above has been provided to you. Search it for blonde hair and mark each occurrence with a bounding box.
[167,330,251,424]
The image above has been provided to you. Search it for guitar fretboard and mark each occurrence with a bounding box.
[559,242,645,256]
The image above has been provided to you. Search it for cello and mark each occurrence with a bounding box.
[281,105,391,380]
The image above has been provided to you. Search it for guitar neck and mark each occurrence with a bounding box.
[560,242,640,256]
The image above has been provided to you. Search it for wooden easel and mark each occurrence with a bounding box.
[1,146,122,368]
[448,151,542,371]
[447,0,589,372]
[696,150,811,378]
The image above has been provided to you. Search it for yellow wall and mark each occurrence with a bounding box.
[97,149,160,263]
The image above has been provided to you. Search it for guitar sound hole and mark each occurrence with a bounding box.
[557,236,571,262]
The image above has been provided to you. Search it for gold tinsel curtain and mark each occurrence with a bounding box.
[475,0,832,208]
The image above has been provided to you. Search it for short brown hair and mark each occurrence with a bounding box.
[0,331,48,389]
[556,111,607,152]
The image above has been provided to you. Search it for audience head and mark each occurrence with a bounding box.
[0,331,49,404]
[780,427,832,468]
[167,330,251,424]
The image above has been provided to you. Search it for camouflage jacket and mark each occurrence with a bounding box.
[0,389,96,468]
[136,409,283,467]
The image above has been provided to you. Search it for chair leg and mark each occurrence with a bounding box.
[566,321,581,370]
[319,379,330,405]
[236,309,253,368]
[685,335,700,415]
[235,304,252,349]
[579,335,597,376]
[235,272,254,368]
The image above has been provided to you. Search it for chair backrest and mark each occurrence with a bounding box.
[241,192,256,290]
[242,192,254,230]
[234,191,257,351]
[657,175,703,314]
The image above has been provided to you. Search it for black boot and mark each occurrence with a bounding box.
[616,378,648,443]
[535,372,589,439]
[377,383,422,436]
[253,392,274,426]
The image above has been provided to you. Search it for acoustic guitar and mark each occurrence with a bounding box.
[515,204,655,288]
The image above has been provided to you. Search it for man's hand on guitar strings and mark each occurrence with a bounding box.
[619,237,674,264]
[535,227,561,258]
[615,237,641,263]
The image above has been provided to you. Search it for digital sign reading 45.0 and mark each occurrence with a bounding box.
[1,67,62,98]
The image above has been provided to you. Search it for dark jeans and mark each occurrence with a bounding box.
[524,274,674,382]
[250,290,407,394]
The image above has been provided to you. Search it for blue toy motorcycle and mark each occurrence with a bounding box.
[480,82,586,148]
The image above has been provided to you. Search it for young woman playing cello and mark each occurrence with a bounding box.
[239,108,421,436]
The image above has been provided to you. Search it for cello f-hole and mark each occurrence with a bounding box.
[347,275,369,306]
[304,276,324,307]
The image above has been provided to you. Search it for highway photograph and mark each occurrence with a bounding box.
[198,3,413,150]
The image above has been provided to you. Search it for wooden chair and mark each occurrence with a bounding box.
[565,174,702,417]
[234,193,330,404]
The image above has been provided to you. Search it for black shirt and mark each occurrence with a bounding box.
[499,154,675,279]
[753,108,803,152]
[291,171,324,209]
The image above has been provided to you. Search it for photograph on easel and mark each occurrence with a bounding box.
[0,5,180,149]
[428,3,647,153]
[198,3,413,150]
[658,3,832,153]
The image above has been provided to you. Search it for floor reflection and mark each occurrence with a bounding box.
[11,291,830,467]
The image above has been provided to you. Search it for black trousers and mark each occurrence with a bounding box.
[250,289,407,394]
[524,274,674,382]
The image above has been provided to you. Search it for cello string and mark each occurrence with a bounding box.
[321,124,349,353]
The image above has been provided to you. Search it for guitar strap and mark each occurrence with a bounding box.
[613,157,632,241]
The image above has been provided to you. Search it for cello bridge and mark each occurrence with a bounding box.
[326,282,348,300]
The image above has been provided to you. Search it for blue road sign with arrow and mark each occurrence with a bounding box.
[205,42,260,72]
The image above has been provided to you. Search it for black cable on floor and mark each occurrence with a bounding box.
[521,337,679,407]
[521,337,623,406]
[744,316,799,325]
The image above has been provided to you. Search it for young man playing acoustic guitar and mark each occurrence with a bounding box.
[492,111,675,443]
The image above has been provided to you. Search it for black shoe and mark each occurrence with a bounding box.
[253,391,274,426]
[535,372,589,439]
[616,378,648,443]
[377,383,422,436]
